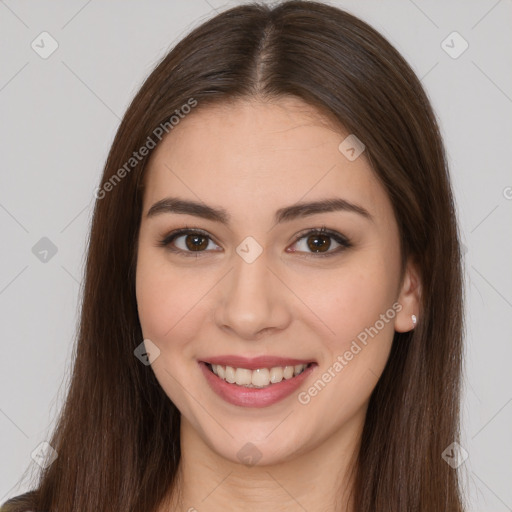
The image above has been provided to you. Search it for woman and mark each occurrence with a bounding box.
[2,0,465,510]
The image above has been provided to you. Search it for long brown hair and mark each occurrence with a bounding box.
[2,1,465,510]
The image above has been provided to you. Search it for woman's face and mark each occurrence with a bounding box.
[135,97,418,465]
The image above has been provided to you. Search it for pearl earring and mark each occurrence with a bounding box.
[412,314,417,326]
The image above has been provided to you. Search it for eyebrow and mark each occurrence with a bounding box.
[146,196,373,225]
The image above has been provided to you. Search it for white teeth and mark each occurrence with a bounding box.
[269,367,284,384]
[283,366,294,379]
[225,365,236,383]
[252,368,270,387]
[216,365,225,379]
[209,363,309,388]
[235,368,252,386]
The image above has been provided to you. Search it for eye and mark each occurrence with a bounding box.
[157,228,221,257]
[157,225,351,258]
[287,226,352,257]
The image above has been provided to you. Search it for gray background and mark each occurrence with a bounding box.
[1,0,511,509]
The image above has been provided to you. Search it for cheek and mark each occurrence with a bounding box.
[136,242,182,342]
[135,246,213,353]
[294,262,398,420]
[135,250,203,404]
[294,256,398,346]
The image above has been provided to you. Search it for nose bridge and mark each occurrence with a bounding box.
[215,243,289,338]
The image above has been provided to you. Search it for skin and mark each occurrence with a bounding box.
[135,96,421,512]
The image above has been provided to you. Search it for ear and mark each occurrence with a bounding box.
[394,258,422,333]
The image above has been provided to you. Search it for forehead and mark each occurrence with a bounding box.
[141,98,390,225]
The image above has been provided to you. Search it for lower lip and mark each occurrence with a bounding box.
[199,361,317,408]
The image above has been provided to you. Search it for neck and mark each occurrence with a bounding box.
[163,413,363,512]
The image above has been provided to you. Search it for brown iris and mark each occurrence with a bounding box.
[306,233,331,253]
[185,233,209,251]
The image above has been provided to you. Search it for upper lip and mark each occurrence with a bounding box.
[201,355,316,370]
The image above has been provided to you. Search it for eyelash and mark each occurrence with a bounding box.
[157,225,352,259]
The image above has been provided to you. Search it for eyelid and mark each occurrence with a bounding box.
[158,225,351,257]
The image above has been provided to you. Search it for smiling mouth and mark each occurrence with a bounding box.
[205,362,316,388]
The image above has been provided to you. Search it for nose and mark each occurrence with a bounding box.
[214,251,291,340]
